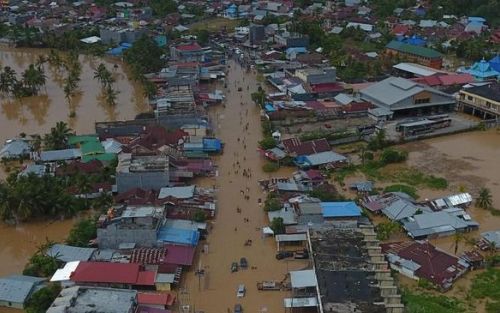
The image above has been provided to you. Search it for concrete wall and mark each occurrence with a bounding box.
[97,224,158,249]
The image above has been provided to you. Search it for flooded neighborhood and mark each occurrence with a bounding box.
[0,1,500,313]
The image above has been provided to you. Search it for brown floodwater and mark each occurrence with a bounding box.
[0,46,148,144]
[180,60,306,313]
[0,46,147,277]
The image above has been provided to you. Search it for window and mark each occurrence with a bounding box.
[467,96,473,101]
[415,98,430,104]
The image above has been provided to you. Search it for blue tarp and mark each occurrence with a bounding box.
[402,35,426,47]
[203,138,222,152]
[320,202,362,218]
[107,43,132,56]
[157,226,200,246]
[265,104,276,112]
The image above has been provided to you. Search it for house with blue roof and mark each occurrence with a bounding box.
[401,35,426,47]
[489,55,500,72]
[224,4,238,19]
[459,59,500,81]
[157,225,200,246]
[320,202,362,219]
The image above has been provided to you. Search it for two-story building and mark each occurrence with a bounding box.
[116,153,170,193]
[458,83,500,119]
[385,40,443,69]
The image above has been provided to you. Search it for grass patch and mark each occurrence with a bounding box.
[333,164,358,184]
[262,162,279,173]
[402,290,466,313]
[189,17,240,33]
[470,268,500,312]
[389,167,448,189]
[384,184,419,199]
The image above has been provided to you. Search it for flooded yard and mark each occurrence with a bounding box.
[0,46,148,144]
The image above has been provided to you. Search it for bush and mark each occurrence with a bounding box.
[193,209,206,222]
[259,136,277,150]
[308,184,343,201]
[270,217,285,234]
[376,221,400,241]
[380,148,408,165]
[66,219,97,247]
[262,162,279,173]
[264,192,281,212]
[25,283,62,313]
[384,184,419,199]
[402,290,466,313]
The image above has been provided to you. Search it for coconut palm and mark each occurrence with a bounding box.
[94,63,114,88]
[0,66,17,95]
[22,64,46,95]
[104,85,119,106]
[44,121,72,150]
[476,187,493,210]
[35,55,47,71]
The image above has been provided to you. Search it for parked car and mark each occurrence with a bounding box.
[237,284,246,298]
[234,304,243,313]
[275,251,293,260]
[231,262,239,272]
[240,257,248,269]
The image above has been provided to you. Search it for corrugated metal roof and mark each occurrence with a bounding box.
[46,244,96,263]
[158,185,195,199]
[290,270,317,288]
[0,275,46,304]
[321,202,361,218]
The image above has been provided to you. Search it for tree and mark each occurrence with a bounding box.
[149,0,177,17]
[66,219,97,247]
[270,217,285,234]
[0,66,17,95]
[22,64,46,95]
[94,63,114,88]
[23,241,58,277]
[124,36,164,80]
[258,136,277,150]
[75,174,92,208]
[376,221,400,241]
[25,283,61,313]
[104,85,119,106]
[308,184,343,201]
[264,192,281,212]
[44,121,72,150]
[193,209,207,222]
[476,187,493,210]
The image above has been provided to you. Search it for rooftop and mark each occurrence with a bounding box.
[462,83,500,103]
[117,153,169,173]
[46,286,136,313]
[46,244,96,263]
[0,275,46,305]
[386,40,441,58]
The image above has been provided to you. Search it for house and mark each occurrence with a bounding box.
[97,206,165,249]
[281,138,330,157]
[295,67,336,85]
[46,286,137,313]
[67,261,155,288]
[39,148,82,162]
[458,82,500,119]
[360,77,456,116]
[170,42,207,62]
[46,244,96,263]
[321,201,362,219]
[116,154,170,193]
[401,208,479,239]
[295,151,347,168]
[381,241,468,290]
[385,40,442,69]
[274,32,309,48]
[100,27,147,45]
[138,292,176,309]
[249,24,265,45]
[429,193,472,211]
[458,59,500,81]
[0,139,31,159]
[0,275,46,309]
[480,230,500,250]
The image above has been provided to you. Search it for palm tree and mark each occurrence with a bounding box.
[75,174,92,209]
[22,64,45,95]
[35,55,47,71]
[30,134,42,153]
[44,121,72,150]
[476,187,493,210]
[0,66,17,95]
[94,63,115,90]
[104,85,119,106]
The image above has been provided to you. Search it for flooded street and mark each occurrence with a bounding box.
[180,61,305,313]
[0,219,75,276]
[0,46,148,276]
[0,46,148,144]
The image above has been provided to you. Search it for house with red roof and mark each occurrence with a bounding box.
[170,42,208,62]
[70,262,156,288]
[381,241,468,291]
[138,292,176,309]
[281,138,331,157]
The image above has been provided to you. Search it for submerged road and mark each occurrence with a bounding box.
[180,60,307,313]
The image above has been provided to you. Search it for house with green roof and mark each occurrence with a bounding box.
[386,40,442,69]
[68,135,117,164]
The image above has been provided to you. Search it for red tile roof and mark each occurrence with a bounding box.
[282,138,331,156]
[138,292,176,306]
[136,271,156,286]
[72,262,141,284]
[310,82,344,93]
[438,73,474,86]
[131,248,168,265]
[164,244,195,266]
[175,42,202,51]
[392,24,410,35]
[381,241,466,288]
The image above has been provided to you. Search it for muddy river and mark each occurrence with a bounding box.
[0,46,147,277]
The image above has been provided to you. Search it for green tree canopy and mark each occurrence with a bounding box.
[124,36,164,80]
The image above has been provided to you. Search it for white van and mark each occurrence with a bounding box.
[236,284,246,298]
